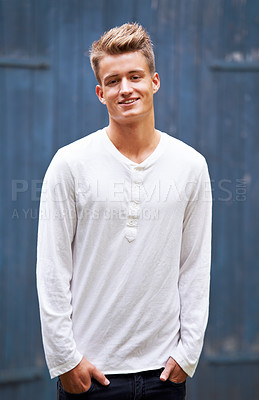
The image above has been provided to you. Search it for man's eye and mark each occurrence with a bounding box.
[108,79,118,85]
[132,75,141,80]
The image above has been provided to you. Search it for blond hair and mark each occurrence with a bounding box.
[90,22,155,84]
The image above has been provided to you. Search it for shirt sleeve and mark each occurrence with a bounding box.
[172,159,212,377]
[36,150,83,379]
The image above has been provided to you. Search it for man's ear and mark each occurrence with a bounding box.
[152,72,160,94]
[96,85,106,104]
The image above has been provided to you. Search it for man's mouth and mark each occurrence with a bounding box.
[119,98,139,105]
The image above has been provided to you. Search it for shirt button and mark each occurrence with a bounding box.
[133,183,140,190]
[133,175,143,184]
[129,204,139,218]
[127,219,137,226]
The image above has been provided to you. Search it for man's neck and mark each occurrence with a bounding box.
[106,118,160,164]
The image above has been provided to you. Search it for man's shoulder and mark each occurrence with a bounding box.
[56,128,103,161]
[162,132,206,167]
[45,129,104,178]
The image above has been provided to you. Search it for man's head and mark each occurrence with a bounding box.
[90,22,155,85]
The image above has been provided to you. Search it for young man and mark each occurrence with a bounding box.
[37,23,212,400]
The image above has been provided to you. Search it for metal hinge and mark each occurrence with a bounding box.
[209,60,259,72]
[0,367,43,385]
[0,56,50,70]
[204,353,259,365]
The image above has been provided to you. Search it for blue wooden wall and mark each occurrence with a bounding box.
[0,1,259,399]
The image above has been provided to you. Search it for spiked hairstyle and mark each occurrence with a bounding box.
[90,22,155,84]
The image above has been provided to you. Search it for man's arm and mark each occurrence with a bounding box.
[36,151,109,390]
[162,159,212,380]
[37,151,81,378]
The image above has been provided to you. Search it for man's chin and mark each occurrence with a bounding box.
[112,110,151,124]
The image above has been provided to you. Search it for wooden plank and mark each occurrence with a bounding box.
[52,0,85,148]
[132,0,154,30]
[1,2,36,374]
[184,3,226,398]
[1,0,33,55]
[28,4,61,397]
[3,67,32,374]
[0,1,55,399]
[241,0,259,371]
[209,0,248,390]
[177,0,203,148]
[0,1,7,392]
[152,0,180,137]
[81,0,108,135]
[102,0,135,30]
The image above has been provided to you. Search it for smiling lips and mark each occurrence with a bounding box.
[119,98,140,105]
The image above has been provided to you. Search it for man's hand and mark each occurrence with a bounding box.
[60,357,110,394]
[160,357,188,384]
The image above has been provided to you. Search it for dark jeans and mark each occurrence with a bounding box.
[57,368,186,400]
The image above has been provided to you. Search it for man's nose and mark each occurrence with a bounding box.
[120,78,133,95]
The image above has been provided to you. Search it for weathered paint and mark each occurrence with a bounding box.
[0,1,258,399]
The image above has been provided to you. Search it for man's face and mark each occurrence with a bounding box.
[96,51,160,125]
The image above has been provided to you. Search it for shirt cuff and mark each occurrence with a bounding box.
[49,351,83,379]
[171,340,198,378]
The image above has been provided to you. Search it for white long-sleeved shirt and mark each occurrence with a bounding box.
[36,128,212,379]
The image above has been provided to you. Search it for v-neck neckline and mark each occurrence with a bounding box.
[102,127,165,168]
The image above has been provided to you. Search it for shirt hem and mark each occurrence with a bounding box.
[101,365,166,375]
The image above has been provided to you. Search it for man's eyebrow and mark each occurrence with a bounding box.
[103,69,145,83]
[104,74,119,82]
[128,69,145,74]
